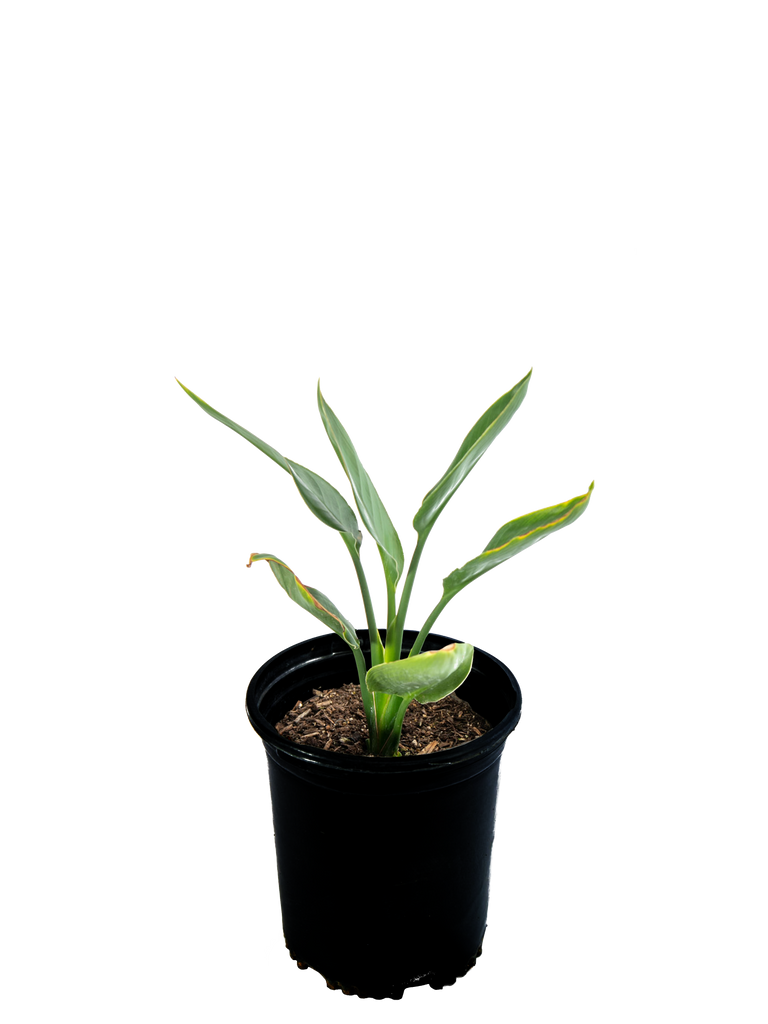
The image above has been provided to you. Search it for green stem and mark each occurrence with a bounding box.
[342,534,384,666]
[342,559,387,752]
[352,644,375,737]
[366,694,402,755]
[372,695,411,756]
[409,592,451,657]
[385,530,429,662]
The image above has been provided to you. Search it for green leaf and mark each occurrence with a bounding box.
[413,369,532,536]
[176,379,361,542]
[247,553,360,649]
[367,642,474,704]
[317,382,404,585]
[442,482,594,600]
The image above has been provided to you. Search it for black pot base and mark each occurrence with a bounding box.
[282,937,487,999]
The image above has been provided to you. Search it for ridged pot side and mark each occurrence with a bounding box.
[246,630,522,999]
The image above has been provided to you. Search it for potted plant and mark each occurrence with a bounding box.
[176,369,592,999]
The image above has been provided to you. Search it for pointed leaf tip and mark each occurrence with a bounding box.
[247,552,359,649]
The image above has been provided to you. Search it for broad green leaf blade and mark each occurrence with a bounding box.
[366,642,474,704]
[176,379,361,541]
[317,382,404,584]
[413,369,532,535]
[442,482,594,600]
[247,553,360,649]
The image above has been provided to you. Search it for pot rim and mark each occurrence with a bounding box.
[245,629,522,774]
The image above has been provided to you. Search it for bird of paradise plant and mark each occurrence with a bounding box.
[171,364,598,757]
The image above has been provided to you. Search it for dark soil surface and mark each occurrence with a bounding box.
[274,681,491,756]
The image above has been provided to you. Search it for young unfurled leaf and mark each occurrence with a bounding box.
[386,370,534,661]
[367,642,474,704]
[317,382,404,586]
[413,370,532,536]
[247,553,360,649]
[176,380,361,544]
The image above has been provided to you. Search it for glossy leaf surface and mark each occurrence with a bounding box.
[317,382,404,585]
[442,482,594,599]
[413,369,532,535]
[176,380,361,542]
[247,553,359,649]
[367,642,474,704]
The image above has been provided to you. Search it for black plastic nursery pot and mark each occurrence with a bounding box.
[245,629,523,1000]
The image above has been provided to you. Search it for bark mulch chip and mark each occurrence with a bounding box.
[274,681,491,757]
